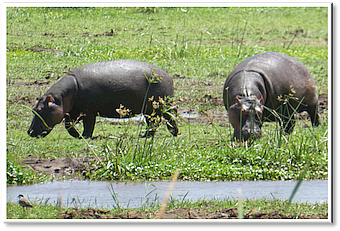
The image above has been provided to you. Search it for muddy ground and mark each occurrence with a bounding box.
[21,156,98,179]
[58,207,328,219]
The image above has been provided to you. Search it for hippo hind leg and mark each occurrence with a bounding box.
[307,103,321,127]
[163,112,178,137]
[141,112,178,138]
[141,115,157,138]
[82,114,96,139]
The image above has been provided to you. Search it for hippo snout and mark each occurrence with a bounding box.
[235,119,262,140]
[27,127,50,138]
[28,116,52,138]
[240,126,262,140]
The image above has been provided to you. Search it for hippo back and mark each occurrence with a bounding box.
[225,52,317,109]
[69,59,174,116]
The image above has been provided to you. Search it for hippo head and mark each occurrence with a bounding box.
[28,94,64,138]
[228,95,263,140]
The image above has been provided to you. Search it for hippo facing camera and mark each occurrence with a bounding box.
[223,52,320,141]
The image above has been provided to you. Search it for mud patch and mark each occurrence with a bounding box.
[178,109,229,126]
[82,29,117,37]
[11,80,51,87]
[58,207,328,219]
[22,156,99,179]
[318,93,328,113]
[7,45,63,54]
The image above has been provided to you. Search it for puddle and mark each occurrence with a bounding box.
[99,114,144,122]
[178,110,201,119]
[7,180,328,209]
[101,111,202,121]
[95,109,228,126]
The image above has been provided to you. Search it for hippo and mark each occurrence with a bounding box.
[223,52,320,140]
[28,59,178,139]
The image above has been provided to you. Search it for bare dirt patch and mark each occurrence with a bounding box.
[7,45,63,54]
[178,109,229,126]
[22,156,98,179]
[318,93,328,113]
[82,29,117,37]
[58,207,328,219]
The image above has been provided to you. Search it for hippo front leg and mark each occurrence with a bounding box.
[282,118,296,134]
[65,115,81,138]
[82,114,96,139]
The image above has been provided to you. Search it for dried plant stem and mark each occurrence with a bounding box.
[156,169,180,219]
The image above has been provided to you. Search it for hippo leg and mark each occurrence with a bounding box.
[307,104,321,127]
[164,112,178,137]
[282,117,296,134]
[281,115,295,134]
[65,116,80,138]
[140,115,157,138]
[82,114,96,139]
[276,102,295,134]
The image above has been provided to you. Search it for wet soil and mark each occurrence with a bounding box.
[7,45,63,54]
[82,29,117,37]
[22,156,99,179]
[318,93,328,113]
[58,207,328,219]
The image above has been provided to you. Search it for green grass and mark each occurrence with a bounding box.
[6,197,328,219]
[88,119,328,181]
[7,203,61,219]
[7,7,329,185]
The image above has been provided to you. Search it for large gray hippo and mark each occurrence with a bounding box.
[223,52,320,140]
[28,59,178,138]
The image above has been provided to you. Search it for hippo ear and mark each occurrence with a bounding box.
[236,95,242,104]
[46,95,55,102]
[45,95,55,107]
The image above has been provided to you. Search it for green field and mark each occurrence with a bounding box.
[7,7,328,185]
[6,197,328,219]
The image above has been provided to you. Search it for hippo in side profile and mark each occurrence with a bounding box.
[223,52,320,140]
[28,60,178,138]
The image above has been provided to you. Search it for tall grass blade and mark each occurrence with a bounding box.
[108,184,121,210]
[237,188,244,219]
[286,161,310,210]
[156,169,180,218]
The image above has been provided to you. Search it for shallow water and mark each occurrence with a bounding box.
[7,180,328,209]
[101,110,201,122]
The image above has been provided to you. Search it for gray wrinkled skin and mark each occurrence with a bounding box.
[28,60,178,138]
[223,52,320,140]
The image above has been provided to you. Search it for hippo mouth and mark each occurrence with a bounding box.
[234,124,262,141]
[240,126,262,140]
[237,114,263,140]
[27,129,51,138]
[27,116,53,138]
